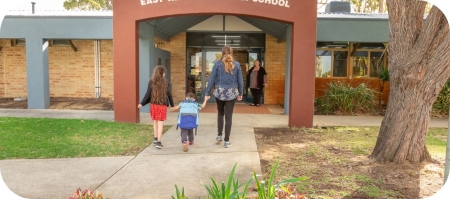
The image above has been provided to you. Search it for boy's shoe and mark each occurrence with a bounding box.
[152,137,158,144]
[224,142,231,148]
[182,141,188,152]
[215,136,223,144]
[189,142,194,146]
[156,142,163,149]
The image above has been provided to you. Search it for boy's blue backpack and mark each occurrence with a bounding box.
[176,100,199,134]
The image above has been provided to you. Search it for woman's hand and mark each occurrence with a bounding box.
[138,104,142,109]
[205,96,210,101]
[237,96,243,101]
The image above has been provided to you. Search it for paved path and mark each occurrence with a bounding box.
[0,107,448,199]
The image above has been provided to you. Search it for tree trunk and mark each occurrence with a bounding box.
[370,0,450,163]
[378,0,384,13]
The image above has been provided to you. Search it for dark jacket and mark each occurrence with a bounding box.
[140,81,174,107]
[246,66,267,89]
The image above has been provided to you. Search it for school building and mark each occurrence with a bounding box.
[0,1,389,127]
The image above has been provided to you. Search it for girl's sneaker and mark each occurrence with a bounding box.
[189,142,194,146]
[224,142,231,148]
[215,136,223,144]
[156,142,163,149]
[182,141,188,152]
[152,137,158,144]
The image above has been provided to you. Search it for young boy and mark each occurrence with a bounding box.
[171,92,207,152]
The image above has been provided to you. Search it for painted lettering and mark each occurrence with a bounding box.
[140,0,290,8]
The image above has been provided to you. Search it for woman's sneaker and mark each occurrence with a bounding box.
[189,142,194,146]
[152,137,158,144]
[215,136,223,144]
[224,142,231,148]
[182,141,188,152]
[156,142,163,149]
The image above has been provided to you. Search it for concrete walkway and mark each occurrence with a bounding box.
[0,107,448,199]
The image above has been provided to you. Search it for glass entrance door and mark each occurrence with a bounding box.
[186,48,221,103]
[203,50,222,103]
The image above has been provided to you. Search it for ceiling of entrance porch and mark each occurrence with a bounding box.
[148,15,288,43]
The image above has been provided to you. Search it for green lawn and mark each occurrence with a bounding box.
[0,117,171,159]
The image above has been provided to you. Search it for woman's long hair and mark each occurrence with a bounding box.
[221,45,235,74]
[150,65,168,104]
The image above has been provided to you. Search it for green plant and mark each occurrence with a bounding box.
[433,79,450,115]
[203,163,253,199]
[171,185,189,199]
[253,158,308,199]
[377,67,390,106]
[316,82,376,115]
[69,188,104,199]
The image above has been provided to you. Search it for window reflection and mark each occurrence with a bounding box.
[370,52,385,77]
[353,51,369,78]
[333,51,347,77]
[316,50,332,77]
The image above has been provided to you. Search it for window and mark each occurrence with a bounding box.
[353,51,386,78]
[315,49,348,78]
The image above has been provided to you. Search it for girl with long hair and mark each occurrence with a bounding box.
[138,65,174,149]
[204,45,244,148]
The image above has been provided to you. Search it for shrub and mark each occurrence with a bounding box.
[316,82,376,115]
[253,158,308,199]
[68,188,103,199]
[433,79,450,115]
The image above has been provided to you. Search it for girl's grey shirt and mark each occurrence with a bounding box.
[205,60,244,97]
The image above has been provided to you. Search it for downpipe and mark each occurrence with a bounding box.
[94,40,101,98]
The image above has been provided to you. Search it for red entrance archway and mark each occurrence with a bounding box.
[113,0,317,128]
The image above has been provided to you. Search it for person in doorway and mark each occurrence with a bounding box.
[246,60,267,107]
[138,65,174,149]
[204,45,244,148]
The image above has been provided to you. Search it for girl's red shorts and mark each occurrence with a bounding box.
[150,104,167,121]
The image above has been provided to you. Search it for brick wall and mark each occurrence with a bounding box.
[100,40,114,98]
[264,34,286,104]
[49,40,114,98]
[0,39,27,98]
[0,40,4,96]
[155,33,186,102]
[0,39,114,99]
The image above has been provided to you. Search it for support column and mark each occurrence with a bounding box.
[284,25,292,115]
[114,20,140,123]
[139,22,155,113]
[289,24,315,128]
[26,38,49,109]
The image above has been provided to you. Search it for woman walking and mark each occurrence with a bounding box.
[205,45,244,148]
[138,65,174,149]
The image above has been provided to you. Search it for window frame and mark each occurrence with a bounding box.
[315,48,349,79]
[352,49,386,79]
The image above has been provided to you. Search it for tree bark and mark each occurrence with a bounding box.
[370,0,450,163]
[378,0,384,13]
